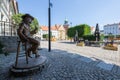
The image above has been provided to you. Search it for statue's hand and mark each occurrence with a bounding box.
[24,38,29,42]
[27,39,30,42]
[30,29,37,34]
[34,27,37,32]
[33,27,37,33]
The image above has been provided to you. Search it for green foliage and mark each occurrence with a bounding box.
[30,18,39,32]
[74,25,84,37]
[12,13,23,26]
[43,32,52,39]
[67,24,91,39]
[100,34,104,41]
[4,51,9,56]
[104,35,114,39]
[12,13,40,33]
[0,41,9,56]
[104,36,108,39]
[67,27,76,38]
[116,35,120,38]
[74,24,91,37]
[43,34,48,39]
[83,35,96,41]
[84,24,91,35]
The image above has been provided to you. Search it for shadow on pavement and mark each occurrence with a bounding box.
[59,41,75,44]
[0,48,120,79]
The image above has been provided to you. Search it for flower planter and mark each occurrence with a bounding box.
[76,42,85,46]
[103,46,118,51]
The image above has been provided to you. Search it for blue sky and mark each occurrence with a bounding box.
[17,0,120,30]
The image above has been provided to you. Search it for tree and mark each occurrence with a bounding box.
[83,35,96,41]
[43,34,48,39]
[12,13,23,27]
[12,13,39,32]
[100,34,104,41]
[74,24,91,38]
[67,24,91,41]
[67,27,76,38]
[30,18,40,32]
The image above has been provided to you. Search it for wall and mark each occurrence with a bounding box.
[0,36,18,53]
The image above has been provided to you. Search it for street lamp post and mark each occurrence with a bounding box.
[48,0,51,52]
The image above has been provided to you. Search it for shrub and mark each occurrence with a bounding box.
[0,41,9,56]
[83,35,96,41]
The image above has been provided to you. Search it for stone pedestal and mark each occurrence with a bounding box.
[10,56,47,76]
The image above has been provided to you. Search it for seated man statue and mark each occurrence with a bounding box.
[17,14,40,58]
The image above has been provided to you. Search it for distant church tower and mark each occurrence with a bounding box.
[63,18,69,30]
[63,19,69,40]
[63,19,69,27]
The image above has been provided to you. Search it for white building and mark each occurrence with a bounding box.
[0,0,19,36]
[40,26,48,40]
[51,25,59,39]
[90,26,95,34]
[40,26,59,40]
[100,30,104,34]
[104,23,120,36]
[40,25,66,40]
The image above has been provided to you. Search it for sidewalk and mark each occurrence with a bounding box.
[0,40,120,80]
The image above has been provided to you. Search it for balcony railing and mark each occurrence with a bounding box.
[0,21,17,36]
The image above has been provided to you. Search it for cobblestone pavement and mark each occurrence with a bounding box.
[44,41,120,66]
[0,41,120,80]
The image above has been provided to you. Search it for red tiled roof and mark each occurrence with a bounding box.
[51,26,57,30]
[55,24,61,29]
[91,26,95,30]
[41,26,48,31]
[41,24,66,31]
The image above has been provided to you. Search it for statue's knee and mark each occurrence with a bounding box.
[36,41,40,46]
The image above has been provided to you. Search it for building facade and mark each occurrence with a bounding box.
[51,25,59,39]
[63,19,69,39]
[58,25,66,40]
[90,26,95,34]
[0,0,19,36]
[104,23,120,36]
[40,24,66,40]
[40,26,48,40]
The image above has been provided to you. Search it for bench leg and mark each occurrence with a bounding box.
[25,42,28,64]
[15,41,21,67]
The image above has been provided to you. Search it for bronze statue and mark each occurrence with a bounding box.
[17,14,40,58]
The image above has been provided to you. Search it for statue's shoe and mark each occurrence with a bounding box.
[25,51,32,58]
[28,54,32,58]
[35,54,40,58]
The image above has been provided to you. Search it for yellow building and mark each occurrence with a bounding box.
[57,25,66,40]
[40,24,66,40]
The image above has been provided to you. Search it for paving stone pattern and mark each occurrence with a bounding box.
[0,41,120,80]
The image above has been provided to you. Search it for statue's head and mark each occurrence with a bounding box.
[22,14,34,24]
